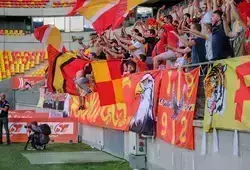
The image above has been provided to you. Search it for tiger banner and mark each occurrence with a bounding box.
[203,56,250,132]
[157,68,200,150]
[123,70,162,136]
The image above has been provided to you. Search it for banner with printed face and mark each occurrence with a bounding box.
[12,76,44,89]
[123,70,162,136]
[157,68,200,150]
[70,70,161,133]
[38,87,67,110]
[3,117,78,143]
[203,56,250,132]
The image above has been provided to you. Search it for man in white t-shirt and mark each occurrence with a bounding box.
[130,37,145,58]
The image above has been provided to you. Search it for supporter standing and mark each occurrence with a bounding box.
[0,93,11,145]
[171,23,206,64]
[211,10,234,60]
[184,23,213,61]
[136,21,158,57]
[153,5,179,69]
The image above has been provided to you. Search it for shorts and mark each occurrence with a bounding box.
[156,50,177,61]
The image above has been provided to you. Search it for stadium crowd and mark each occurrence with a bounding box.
[75,0,250,76]
[60,0,250,109]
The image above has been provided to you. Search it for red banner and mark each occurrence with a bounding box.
[70,70,162,132]
[70,92,129,131]
[3,111,78,143]
[123,70,162,136]
[12,76,44,89]
[8,110,49,118]
[157,68,199,150]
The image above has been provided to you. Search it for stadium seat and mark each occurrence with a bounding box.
[0,0,49,8]
[0,29,26,36]
[4,30,9,35]
[0,50,48,81]
[52,0,76,8]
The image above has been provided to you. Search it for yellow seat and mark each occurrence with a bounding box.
[14,30,18,35]
[9,30,14,35]
[4,30,9,35]
[18,30,24,35]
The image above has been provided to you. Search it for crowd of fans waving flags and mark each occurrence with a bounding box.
[33,0,250,109]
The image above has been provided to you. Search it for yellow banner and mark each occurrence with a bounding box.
[203,56,250,132]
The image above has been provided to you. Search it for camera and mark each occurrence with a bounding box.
[24,125,31,129]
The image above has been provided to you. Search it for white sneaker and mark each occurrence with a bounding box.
[27,147,36,151]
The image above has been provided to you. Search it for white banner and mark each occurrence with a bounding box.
[39,122,74,135]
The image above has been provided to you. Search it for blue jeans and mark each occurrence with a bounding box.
[74,77,92,94]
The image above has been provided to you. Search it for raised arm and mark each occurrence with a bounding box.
[78,40,89,50]
[229,0,247,30]
[171,31,195,47]
[102,34,112,48]
[184,27,208,39]
[103,47,124,59]
[114,32,132,45]
[138,22,149,37]
[157,5,166,28]
[213,0,218,11]
[117,39,129,51]
[222,14,238,38]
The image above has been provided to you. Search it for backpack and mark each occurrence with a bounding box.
[39,124,51,136]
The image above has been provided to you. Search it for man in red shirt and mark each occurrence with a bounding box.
[152,28,167,58]
[153,5,179,69]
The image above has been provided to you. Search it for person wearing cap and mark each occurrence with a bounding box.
[0,93,11,145]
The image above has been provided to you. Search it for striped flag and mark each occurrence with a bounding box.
[34,25,64,52]
[91,60,124,106]
[68,0,86,16]
[68,0,147,33]
[34,25,90,96]
[111,0,146,30]
[50,52,89,95]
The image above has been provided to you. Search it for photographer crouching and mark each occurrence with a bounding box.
[24,121,51,151]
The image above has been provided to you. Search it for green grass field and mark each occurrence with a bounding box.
[0,143,131,170]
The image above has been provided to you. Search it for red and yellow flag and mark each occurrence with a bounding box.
[111,0,146,30]
[91,60,124,106]
[68,0,147,33]
[157,68,200,150]
[49,51,89,95]
[34,25,64,52]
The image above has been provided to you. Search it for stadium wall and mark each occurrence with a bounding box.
[9,73,250,170]
[80,124,250,170]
